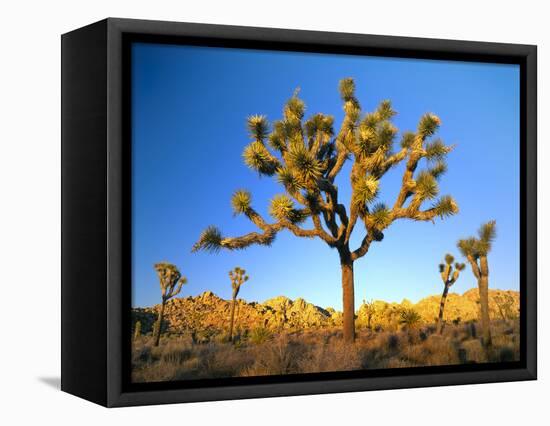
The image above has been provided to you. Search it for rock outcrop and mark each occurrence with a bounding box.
[132,288,519,336]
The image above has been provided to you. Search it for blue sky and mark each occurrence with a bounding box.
[131,42,520,310]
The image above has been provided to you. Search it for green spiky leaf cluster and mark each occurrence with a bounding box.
[425,139,451,161]
[247,115,269,141]
[368,202,392,230]
[418,113,441,138]
[353,175,379,207]
[192,226,223,252]
[286,142,323,184]
[457,220,497,259]
[433,195,459,218]
[231,189,252,215]
[243,140,279,176]
[269,194,296,221]
[415,170,439,201]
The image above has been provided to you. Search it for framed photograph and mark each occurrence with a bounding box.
[61,18,537,407]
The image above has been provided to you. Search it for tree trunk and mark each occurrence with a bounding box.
[478,256,492,347]
[340,249,355,344]
[153,300,165,347]
[228,295,237,342]
[436,284,450,334]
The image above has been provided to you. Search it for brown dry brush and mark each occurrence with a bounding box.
[193,78,459,343]
[458,221,497,348]
[436,254,465,333]
[131,320,519,382]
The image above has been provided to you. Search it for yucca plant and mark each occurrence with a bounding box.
[193,78,458,343]
[152,262,188,347]
[399,308,422,330]
[436,254,465,333]
[228,266,249,342]
[457,221,496,347]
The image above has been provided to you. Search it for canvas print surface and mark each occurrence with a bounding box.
[130,42,520,383]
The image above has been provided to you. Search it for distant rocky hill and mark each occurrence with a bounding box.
[132,288,519,336]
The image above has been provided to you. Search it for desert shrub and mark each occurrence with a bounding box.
[159,341,193,364]
[243,336,301,376]
[461,339,486,363]
[249,327,272,344]
[387,333,400,350]
[131,319,519,381]
[498,346,515,362]
[399,308,422,330]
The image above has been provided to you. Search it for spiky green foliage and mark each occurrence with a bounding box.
[376,100,396,120]
[192,226,223,252]
[418,113,441,138]
[247,115,269,140]
[457,237,478,258]
[457,221,497,259]
[415,171,439,200]
[479,220,497,246]
[231,190,252,215]
[243,140,279,176]
[400,131,416,149]
[455,262,466,271]
[286,142,323,183]
[353,175,379,207]
[429,160,447,180]
[425,138,450,160]
[339,78,355,101]
[269,194,298,222]
[399,308,422,329]
[433,195,459,218]
[369,203,392,230]
[444,253,455,264]
[276,167,303,194]
[284,95,305,123]
[193,78,459,344]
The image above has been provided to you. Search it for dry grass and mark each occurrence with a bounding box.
[131,319,520,383]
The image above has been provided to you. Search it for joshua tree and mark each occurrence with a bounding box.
[193,78,458,343]
[133,320,142,341]
[457,220,496,347]
[362,299,377,329]
[152,262,187,347]
[228,267,249,342]
[436,254,465,333]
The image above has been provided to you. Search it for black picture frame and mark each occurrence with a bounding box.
[61,17,537,407]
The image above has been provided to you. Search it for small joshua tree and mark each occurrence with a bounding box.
[436,254,465,333]
[362,299,377,329]
[193,78,458,343]
[153,262,187,347]
[133,320,142,341]
[228,267,249,342]
[457,221,496,347]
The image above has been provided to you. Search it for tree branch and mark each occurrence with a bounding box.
[351,233,374,261]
